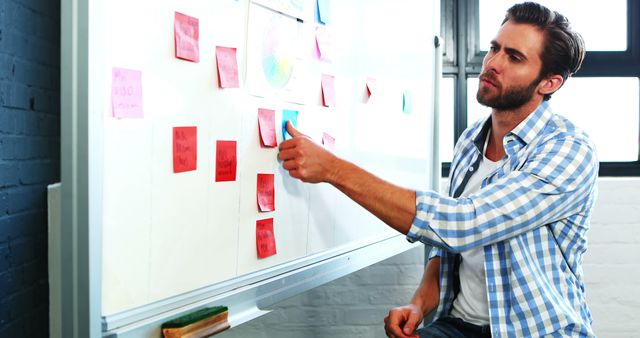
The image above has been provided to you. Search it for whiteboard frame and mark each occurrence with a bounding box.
[59,0,442,337]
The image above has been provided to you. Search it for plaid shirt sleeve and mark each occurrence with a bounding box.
[407,132,598,252]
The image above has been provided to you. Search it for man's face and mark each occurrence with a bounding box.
[477,21,546,110]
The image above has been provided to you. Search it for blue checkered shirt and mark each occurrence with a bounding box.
[407,101,598,337]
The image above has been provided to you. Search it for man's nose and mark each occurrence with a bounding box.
[483,52,504,74]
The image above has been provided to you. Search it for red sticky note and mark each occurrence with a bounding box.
[322,132,335,151]
[215,140,237,182]
[258,108,277,147]
[111,67,143,119]
[366,77,376,98]
[216,46,240,88]
[257,173,275,212]
[256,218,277,259]
[321,74,336,107]
[174,12,199,62]
[173,127,197,173]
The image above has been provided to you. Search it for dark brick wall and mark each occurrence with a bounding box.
[0,0,60,336]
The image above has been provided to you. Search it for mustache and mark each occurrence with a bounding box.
[479,72,500,87]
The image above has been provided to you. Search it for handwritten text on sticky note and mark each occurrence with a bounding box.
[111,67,143,119]
[215,140,237,182]
[258,108,277,147]
[216,46,240,88]
[321,74,336,107]
[257,173,275,212]
[315,26,334,61]
[174,12,200,62]
[256,218,277,259]
[173,127,197,173]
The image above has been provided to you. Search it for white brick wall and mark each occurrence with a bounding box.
[584,178,640,338]
[219,178,640,338]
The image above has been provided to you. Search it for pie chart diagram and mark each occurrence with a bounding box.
[261,16,295,89]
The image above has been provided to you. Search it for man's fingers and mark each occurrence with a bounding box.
[385,313,410,338]
[282,159,297,171]
[286,120,304,138]
[278,148,297,161]
[402,314,420,336]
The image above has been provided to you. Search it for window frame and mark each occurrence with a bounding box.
[441,0,640,177]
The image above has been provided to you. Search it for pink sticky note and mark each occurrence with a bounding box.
[174,12,199,62]
[258,108,277,148]
[216,46,240,88]
[215,140,237,182]
[315,26,333,61]
[257,173,275,212]
[366,77,376,98]
[173,127,197,173]
[322,132,335,151]
[321,74,336,107]
[256,218,277,259]
[111,67,143,119]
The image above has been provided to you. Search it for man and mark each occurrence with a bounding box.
[278,2,597,337]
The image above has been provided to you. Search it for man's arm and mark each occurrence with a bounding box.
[278,122,416,234]
[384,257,440,338]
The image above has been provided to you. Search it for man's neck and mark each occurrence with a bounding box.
[485,99,542,161]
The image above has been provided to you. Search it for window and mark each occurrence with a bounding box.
[440,0,640,176]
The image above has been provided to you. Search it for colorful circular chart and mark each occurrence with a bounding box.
[261,16,294,89]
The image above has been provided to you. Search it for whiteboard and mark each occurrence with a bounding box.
[59,0,440,336]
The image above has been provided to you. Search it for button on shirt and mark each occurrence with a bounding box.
[407,102,598,337]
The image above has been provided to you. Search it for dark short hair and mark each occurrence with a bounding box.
[503,2,585,100]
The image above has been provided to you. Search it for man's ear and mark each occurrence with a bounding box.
[538,74,564,97]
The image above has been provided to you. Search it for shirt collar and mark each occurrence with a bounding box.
[509,101,552,145]
[471,101,552,152]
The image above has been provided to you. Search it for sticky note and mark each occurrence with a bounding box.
[315,26,333,61]
[111,67,143,119]
[258,108,277,147]
[282,109,299,141]
[216,46,240,88]
[256,218,277,259]
[215,140,237,182]
[322,132,335,151]
[174,12,199,62]
[366,77,376,98]
[317,0,331,25]
[173,127,197,173]
[403,90,412,114]
[257,173,275,212]
[321,74,336,107]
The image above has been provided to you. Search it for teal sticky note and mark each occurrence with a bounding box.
[282,109,299,140]
[402,90,412,114]
[317,0,330,25]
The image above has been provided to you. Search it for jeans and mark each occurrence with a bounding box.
[415,317,492,338]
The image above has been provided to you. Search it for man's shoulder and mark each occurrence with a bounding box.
[541,112,595,149]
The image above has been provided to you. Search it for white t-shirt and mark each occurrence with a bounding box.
[449,133,501,326]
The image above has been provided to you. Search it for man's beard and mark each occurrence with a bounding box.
[476,72,541,110]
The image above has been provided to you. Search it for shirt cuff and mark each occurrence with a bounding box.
[406,190,436,243]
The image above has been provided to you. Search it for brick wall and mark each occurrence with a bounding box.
[0,0,60,336]
[584,178,640,337]
[220,178,640,338]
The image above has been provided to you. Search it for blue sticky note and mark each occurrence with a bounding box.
[282,109,299,140]
[403,90,412,114]
[317,0,330,25]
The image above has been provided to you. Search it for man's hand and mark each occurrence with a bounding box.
[278,121,339,184]
[384,304,423,338]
